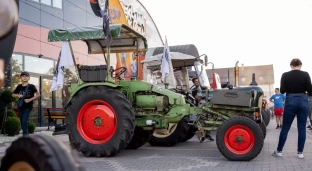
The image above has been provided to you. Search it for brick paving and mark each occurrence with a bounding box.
[0,118,312,171]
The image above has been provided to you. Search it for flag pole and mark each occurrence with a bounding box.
[67,41,82,84]
[106,46,114,82]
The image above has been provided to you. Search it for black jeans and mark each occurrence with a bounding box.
[277,94,309,153]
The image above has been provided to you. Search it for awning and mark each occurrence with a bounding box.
[152,44,200,57]
[48,24,148,54]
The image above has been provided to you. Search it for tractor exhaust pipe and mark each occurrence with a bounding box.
[249,73,258,86]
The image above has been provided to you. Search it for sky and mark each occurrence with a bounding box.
[140,0,312,88]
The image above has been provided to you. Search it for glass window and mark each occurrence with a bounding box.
[41,0,51,6]
[11,54,23,71]
[32,0,39,2]
[52,0,62,9]
[25,56,54,75]
[11,71,22,90]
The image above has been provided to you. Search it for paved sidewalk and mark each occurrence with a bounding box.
[0,119,311,171]
[77,118,312,171]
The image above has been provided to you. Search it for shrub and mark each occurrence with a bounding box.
[0,109,17,134]
[4,109,17,118]
[28,121,36,134]
[0,88,17,105]
[4,117,21,136]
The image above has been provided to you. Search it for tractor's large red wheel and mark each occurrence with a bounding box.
[77,100,117,145]
[66,86,135,157]
[216,116,264,161]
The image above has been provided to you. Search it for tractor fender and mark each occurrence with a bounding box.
[64,82,121,110]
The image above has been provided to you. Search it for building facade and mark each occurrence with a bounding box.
[7,0,163,126]
[206,64,275,98]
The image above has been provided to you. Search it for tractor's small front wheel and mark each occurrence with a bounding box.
[66,86,135,157]
[0,135,84,171]
[216,116,264,161]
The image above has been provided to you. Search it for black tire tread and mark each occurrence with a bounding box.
[258,120,266,139]
[181,124,198,142]
[125,127,150,149]
[0,134,85,171]
[66,86,135,157]
[261,110,270,127]
[148,118,189,147]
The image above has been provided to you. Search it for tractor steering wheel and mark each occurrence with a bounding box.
[114,67,127,80]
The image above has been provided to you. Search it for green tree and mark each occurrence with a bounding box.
[11,59,23,89]
[11,59,22,71]
[46,67,55,75]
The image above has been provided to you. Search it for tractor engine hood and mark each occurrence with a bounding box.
[119,80,186,105]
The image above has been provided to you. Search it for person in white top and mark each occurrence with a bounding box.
[268,101,274,119]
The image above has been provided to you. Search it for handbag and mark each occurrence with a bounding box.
[17,84,30,108]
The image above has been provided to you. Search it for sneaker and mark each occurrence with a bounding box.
[276,125,280,129]
[206,135,214,141]
[200,137,206,143]
[272,150,282,157]
[298,152,304,159]
[307,125,312,129]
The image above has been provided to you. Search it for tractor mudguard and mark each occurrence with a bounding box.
[64,82,120,110]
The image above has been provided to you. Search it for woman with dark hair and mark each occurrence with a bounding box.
[272,58,312,159]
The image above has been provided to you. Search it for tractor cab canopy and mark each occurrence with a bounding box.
[141,52,201,91]
[48,24,148,86]
[48,24,148,54]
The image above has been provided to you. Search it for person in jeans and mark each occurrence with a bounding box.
[12,72,40,136]
[270,88,285,129]
[272,58,312,159]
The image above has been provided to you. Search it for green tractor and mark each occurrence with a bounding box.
[141,53,267,146]
[48,24,265,161]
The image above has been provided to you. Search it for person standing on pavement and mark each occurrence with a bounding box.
[272,58,312,159]
[268,101,274,119]
[12,72,40,136]
[270,88,285,129]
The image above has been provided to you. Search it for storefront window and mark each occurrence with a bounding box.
[11,71,21,90]
[41,0,52,6]
[12,54,23,71]
[25,56,54,75]
[52,0,62,8]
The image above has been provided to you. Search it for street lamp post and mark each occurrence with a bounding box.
[234,61,239,87]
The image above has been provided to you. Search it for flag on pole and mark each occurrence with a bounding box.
[50,42,74,92]
[99,0,112,46]
[161,36,171,82]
